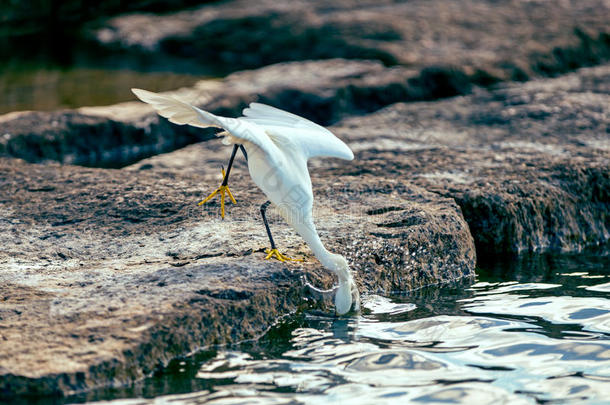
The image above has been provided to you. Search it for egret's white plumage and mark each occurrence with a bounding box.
[132,88,359,314]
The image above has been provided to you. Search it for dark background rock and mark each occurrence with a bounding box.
[0,109,215,167]
[0,0,218,38]
[94,0,610,80]
[2,0,609,116]
[334,65,610,149]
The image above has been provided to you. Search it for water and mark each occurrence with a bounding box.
[63,248,610,404]
[0,66,205,115]
[0,33,219,115]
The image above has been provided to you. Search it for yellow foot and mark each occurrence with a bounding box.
[264,248,304,262]
[197,168,237,219]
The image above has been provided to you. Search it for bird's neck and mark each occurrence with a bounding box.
[292,220,329,262]
[291,219,347,281]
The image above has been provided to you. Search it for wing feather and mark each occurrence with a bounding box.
[132,88,216,129]
[242,102,353,160]
[132,89,282,163]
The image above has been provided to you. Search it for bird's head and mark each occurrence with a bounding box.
[335,277,359,315]
[326,254,360,315]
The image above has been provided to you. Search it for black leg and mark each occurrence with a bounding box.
[260,200,277,250]
[239,144,248,161]
[221,144,239,186]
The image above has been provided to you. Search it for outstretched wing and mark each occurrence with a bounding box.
[131,88,214,128]
[242,102,354,161]
[131,89,281,162]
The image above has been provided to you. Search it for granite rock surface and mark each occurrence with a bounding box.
[0,155,475,398]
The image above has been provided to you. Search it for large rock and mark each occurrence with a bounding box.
[0,108,215,167]
[336,64,610,150]
[328,65,610,253]
[343,145,608,254]
[94,0,610,79]
[0,157,474,399]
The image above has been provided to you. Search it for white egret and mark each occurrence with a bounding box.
[131,89,360,315]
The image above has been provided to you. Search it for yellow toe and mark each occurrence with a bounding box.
[197,169,238,217]
[264,248,304,262]
[197,189,218,206]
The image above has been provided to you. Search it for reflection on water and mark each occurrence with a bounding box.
[73,249,610,404]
